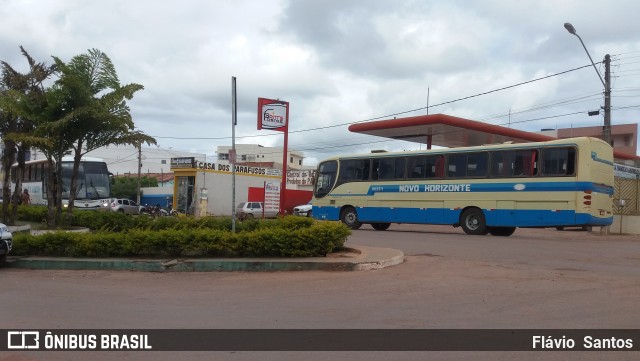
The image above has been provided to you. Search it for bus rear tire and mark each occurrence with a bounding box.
[489,227,516,237]
[460,208,487,235]
[371,223,391,231]
[341,207,362,230]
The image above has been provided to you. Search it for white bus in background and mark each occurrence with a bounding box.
[10,156,112,209]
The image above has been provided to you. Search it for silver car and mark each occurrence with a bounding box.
[103,198,141,215]
[236,202,279,220]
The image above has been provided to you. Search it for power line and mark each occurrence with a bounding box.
[152,63,595,141]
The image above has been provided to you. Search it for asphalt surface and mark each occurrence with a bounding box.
[2,224,639,361]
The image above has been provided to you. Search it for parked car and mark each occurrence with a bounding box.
[236,202,279,220]
[293,202,313,217]
[103,198,141,215]
[0,223,13,266]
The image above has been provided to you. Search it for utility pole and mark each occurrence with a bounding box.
[603,54,612,145]
[564,23,612,145]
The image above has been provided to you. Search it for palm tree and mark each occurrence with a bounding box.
[48,49,156,216]
[0,47,56,224]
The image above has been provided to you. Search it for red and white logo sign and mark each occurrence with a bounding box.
[258,98,288,132]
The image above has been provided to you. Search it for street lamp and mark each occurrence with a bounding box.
[564,22,611,145]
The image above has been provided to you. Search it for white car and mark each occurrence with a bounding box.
[0,223,13,266]
[293,202,313,217]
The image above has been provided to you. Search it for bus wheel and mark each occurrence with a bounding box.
[371,223,391,231]
[489,227,516,237]
[460,208,487,235]
[341,207,362,230]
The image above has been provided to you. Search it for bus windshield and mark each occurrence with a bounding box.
[61,161,111,200]
[314,160,337,198]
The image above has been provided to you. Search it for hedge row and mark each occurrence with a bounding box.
[16,205,315,233]
[11,206,352,258]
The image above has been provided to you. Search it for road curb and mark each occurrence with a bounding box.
[5,245,404,272]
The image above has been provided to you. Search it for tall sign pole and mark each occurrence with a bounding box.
[231,77,237,232]
[257,98,289,215]
[603,54,612,145]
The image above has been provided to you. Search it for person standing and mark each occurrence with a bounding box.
[20,189,31,205]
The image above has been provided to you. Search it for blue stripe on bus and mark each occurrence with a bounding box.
[312,206,613,228]
[341,182,615,196]
[591,151,614,166]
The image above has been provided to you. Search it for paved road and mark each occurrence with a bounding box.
[2,224,639,361]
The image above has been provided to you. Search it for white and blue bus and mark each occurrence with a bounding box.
[11,156,112,209]
[312,137,614,236]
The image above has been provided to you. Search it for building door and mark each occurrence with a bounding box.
[176,176,195,214]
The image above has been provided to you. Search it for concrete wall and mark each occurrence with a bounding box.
[610,215,640,235]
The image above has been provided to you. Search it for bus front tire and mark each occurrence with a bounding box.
[371,223,391,231]
[460,208,488,235]
[489,227,516,237]
[341,207,362,230]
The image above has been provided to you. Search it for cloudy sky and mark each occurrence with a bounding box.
[2,0,639,165]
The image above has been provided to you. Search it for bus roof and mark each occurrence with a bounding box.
[319,137,606,161]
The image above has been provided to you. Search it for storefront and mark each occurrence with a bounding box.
[170,157,292,216]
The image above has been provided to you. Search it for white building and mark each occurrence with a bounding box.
[27,144,315,214]
[216,144,306,170]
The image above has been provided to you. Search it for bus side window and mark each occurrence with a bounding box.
[542,147,575,176]
[340,159,370,181]
[530,150,538,176]
[371,159,380,180]
[408,156,425,179]
[447,154,466,178]
[394,157,405,179]
[435,156,445,178]
[467,152,488,177]
[490,151,507,177]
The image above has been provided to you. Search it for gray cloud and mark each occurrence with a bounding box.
[1,0,638,163]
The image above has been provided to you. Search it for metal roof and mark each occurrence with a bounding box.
[348,113,638,161]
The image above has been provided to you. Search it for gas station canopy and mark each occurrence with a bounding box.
[349,114,555,148]
[348,113,637,161]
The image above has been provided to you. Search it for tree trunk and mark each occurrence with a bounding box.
[44,155,57,228]
[55,156,64,225]
[66,140,84,220]
[1,140,17,225]
[10,146,27,224]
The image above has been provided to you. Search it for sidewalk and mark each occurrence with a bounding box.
[5,245,405,272]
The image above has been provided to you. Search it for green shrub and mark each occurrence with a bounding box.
[11,218,351,258]
[16,205,49,223]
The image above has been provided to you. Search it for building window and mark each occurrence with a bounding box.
[161,160,167,164]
